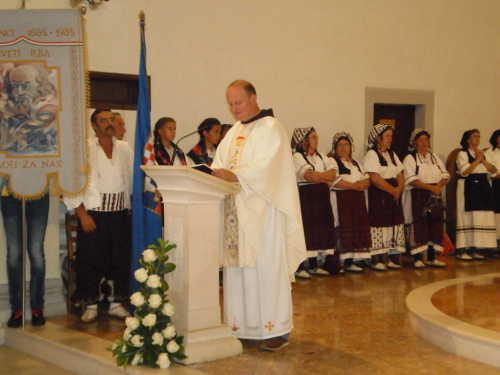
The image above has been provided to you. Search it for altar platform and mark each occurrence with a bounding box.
[407,271,500,369]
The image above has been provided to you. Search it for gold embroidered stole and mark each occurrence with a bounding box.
[223,123,255,266]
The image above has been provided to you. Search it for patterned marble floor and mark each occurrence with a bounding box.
[432,276,500,333]
[47,254,500,375]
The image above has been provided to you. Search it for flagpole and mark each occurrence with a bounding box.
[131,11,163,294]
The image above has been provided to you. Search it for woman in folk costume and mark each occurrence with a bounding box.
[455,129,497,260]
[330,132,372,272]
[291,127,338,278]
[485,129,500,256]
[153,117,187,166]
[363,124,405,271]
[402,129,449,269]
[186,118,222,166]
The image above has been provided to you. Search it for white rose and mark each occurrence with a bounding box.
[134,268,148,283]
[142,313,157,327]
[142,249,157,263]
[125,317,140,330]
[123,328,132,340]
[152,332,164,346]
[131,354,143,366]
[130,292,145,307]
[131,335,143,348]
[147,275,161,289]
[156,353,171,369]
[149,294,162,309]
[162,324,176,339]
[162,303,174,316]
[167,340,180,353]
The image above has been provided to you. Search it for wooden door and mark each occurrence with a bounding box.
[373,104,415,162]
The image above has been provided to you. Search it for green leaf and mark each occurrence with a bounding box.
[159,263,176,275]
[116,356,127,367]
[175,353,188,360]
[165,244,177,252]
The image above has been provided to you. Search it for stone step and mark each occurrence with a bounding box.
[1,322,205,375]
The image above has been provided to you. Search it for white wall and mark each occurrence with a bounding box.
[2,0,500,282]
[4,0,500,157]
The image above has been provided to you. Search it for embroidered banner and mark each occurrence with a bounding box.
[0,9,88,199]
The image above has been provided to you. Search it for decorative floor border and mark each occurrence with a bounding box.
[406,272,500,369]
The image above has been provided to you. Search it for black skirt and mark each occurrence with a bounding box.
[298,183,336,251]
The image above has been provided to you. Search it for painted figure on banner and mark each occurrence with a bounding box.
[0,62,60,156]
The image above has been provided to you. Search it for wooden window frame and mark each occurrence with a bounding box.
[89,71,151,110]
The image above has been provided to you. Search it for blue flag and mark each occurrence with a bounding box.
[130,13,162,293]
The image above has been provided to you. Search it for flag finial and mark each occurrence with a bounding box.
[139,11,146,24]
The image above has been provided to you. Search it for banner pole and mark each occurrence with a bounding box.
[22,198,27,329]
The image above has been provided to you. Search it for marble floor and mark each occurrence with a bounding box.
[43,254,500,375]
[432,276,500,334]
[0,345,75,375]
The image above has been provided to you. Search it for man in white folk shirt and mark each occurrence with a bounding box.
[64,109,133,323]
[113,112,127,141]
[211,80,307,351]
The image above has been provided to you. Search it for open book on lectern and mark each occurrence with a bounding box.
[191,164,213,175]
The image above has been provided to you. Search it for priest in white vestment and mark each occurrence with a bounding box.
[212,80,307,351]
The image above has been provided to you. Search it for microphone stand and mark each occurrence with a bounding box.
[175,123,214,149]
[175,130,199,148]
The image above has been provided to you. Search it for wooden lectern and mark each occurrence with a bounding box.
[141,166,242,365]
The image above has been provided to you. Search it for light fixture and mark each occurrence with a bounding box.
[69,0,110,12]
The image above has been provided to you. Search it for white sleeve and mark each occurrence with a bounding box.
[484,148,498,177]
[363,150,381,174]
[63,193,84,212]
[293,152,312,182]
[456,151,470,176]
[435,154,450,180]
[403,154,418,187]
[128,144,134,179]
[326,156,342,187]
[322,152,337,172]
[357,161,370,180]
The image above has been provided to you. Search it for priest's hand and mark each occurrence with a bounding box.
[212,168,239,182]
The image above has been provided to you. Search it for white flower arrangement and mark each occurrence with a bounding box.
[107,239,186,368]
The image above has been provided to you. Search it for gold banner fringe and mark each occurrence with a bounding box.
[0,171,52,201]
[50,10,92,200]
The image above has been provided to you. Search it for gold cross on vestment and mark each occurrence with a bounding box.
[265,321,274,332]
